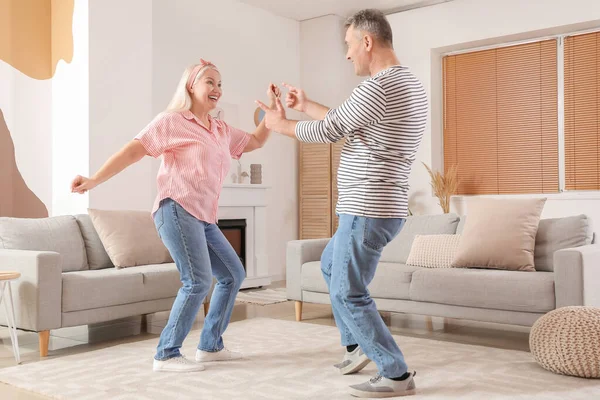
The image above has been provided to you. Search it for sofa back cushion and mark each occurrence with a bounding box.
[452,198,546,272]
[0,215,88,272]
[88,208,173,268]
[459,213,594,272]
[380,213,460,264]
[456,216,467,234]
[75,214,114,270]
[534,214,594,272]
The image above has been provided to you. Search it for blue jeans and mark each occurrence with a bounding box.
[321,214,407,378]
[153,198,245,360]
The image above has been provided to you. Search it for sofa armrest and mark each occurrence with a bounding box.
[0,249,62,331]
[286,238,330,301]
[554,244,600,308]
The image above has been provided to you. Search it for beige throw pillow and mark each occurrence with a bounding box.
[88,209,173,268]
[406,234,461,268]
[451,198,546,272]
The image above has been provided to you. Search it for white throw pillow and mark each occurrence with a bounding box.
[406,234,461,268]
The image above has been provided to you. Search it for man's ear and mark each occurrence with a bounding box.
[363,34,374,52]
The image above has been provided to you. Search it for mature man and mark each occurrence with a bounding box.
[257,9,427,398]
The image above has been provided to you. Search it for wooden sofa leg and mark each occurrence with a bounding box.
[203,302,210,316]
[426,317,433,332]
[295,301,302,322]
[39,330,50,357]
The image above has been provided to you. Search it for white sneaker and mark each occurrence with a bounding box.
[334,346,371,375]
[153,355,205,372]
[195,348,243,362]
[349,372,417,398]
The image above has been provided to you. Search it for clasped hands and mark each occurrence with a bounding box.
[258,83,308,132]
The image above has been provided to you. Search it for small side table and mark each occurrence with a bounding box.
[0,272,21,364]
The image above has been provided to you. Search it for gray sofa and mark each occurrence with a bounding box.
[287,213,600,327]
[0,214,209,356]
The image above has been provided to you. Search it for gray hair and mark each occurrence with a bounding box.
[345,9,393,48]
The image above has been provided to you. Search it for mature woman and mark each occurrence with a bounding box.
[72,59,279,372]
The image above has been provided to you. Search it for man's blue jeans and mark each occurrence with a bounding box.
[321,213,408,378]
[153,198,245,360]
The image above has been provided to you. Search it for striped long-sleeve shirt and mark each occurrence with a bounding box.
[296,65,428,218]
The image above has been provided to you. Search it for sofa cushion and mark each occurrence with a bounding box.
[88,209,173,268]
[409,268,555,313]
[0,215,88,272]
[452,198,546,271]
[62,263,181,312]
[301,261,420,300]
[534,214,594,272]
[380,214,460,264]
[75,214,114,270]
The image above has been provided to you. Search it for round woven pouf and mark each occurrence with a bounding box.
[530,306,600,378]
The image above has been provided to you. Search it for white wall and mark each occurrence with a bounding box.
[151,0,300,280]
[387,0,600,222]
[87,0,154,212]
[300,15,362,112]
[52,0,89,216]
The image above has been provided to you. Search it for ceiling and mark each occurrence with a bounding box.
[237,0,453,21]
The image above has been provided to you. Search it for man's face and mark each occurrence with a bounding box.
[345,25,369,76]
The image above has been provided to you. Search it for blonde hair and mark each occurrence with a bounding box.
[165,63,219,112]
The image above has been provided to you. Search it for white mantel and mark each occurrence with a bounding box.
[218,183,270,289]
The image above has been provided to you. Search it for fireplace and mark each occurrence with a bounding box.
[218,184,270,289]
[217,219,247,272]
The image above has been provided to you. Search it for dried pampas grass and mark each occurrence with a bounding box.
[423,162,460,214]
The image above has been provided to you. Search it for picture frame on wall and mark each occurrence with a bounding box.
[253,106,265,127]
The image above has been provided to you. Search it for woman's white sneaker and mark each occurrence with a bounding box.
[153,355,205,372]
[196,348,243,362]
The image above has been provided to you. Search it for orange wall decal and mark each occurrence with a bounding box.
[0,0,74,80]
[0,108,49,218]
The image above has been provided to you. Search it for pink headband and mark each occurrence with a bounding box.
[186,58,219,91]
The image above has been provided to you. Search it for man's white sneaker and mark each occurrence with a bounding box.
[333,346,371,375]
[349,372,417,398]
[153,355,205,372]
[195,348,243,362]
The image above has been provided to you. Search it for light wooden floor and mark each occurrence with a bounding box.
[0,281,530,399]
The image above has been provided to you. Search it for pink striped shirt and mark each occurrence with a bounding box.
[135,110,251,223]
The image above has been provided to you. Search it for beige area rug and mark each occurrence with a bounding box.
[235,287,289,305]
[0,318,598,399]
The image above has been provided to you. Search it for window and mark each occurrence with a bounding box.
[443,30,600,195]
[443,40,558,195]
[564,32,600,191]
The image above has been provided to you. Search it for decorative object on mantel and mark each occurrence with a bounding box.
[250,164,262,184]
[423,162,459,214]
[231,159,249,184]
